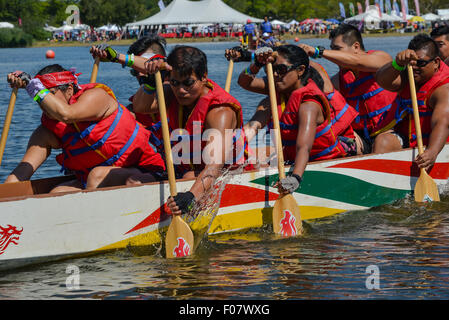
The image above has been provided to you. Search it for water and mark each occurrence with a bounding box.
[2,36,449,301]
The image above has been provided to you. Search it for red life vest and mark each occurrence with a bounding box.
[372,62,449,148]
[277,80,347,162]
[127,95,163,152]
[41,83,165,183]
[160,79,249,175]
[326,89,358,139]
[339,50,397,139]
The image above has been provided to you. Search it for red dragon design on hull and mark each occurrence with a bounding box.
[0,225,23,255]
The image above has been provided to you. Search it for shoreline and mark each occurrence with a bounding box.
[30,31,421,48]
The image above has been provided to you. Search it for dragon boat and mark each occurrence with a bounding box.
[1,144,449,272]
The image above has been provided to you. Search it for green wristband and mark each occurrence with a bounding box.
[392,59,406,72]
[33,89,50,104]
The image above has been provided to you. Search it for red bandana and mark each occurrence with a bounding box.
[35,71,80,89]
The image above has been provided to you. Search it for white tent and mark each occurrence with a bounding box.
[390,12,414,21]
[53,24,74,32]
[271,19,286,25]
[0,22,14,29]
[422,13,441,21]
[126,0,263,27]
[97,24,119,32]
[345,6,401,24]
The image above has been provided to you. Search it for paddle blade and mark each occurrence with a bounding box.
[272,194,303,237]
[165,215,194,258]
[414,170,440,202]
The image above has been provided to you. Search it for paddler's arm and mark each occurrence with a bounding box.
[415,83,449,170]
[375,49,417,92]
[243,97,271,142]
[298,43,392,73]
[290,102,320,178]
[275,101,320,194]
[5,125,60,183]
[237,48,275,95]
[167,106,237,216]
[33,86,118,123]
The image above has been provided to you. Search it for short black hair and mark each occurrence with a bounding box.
[408,33,440,59]
[329,23,365,51]
[127,33,167,56]
[430,26,449,41]
[167,46,208,79]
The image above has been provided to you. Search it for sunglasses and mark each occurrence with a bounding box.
[169,78,198,88]
[272,63,299,77]
[416,58,436,68]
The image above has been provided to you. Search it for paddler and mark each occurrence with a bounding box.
[5,65,165,192]
[225,46,359,156]
[372,34,449,170]
[430,26,449,61]
[92,45,250,215]
[236,45,348,194]
[298,24,397,154]
[89,35,168,185]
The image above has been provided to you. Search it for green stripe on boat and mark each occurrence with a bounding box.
[251,171,411,207]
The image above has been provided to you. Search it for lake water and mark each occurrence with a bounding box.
[1,36,449,302]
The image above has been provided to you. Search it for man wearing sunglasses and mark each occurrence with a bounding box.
[372,34,449,171]
[298,24,396,155]
[104,45,250,216]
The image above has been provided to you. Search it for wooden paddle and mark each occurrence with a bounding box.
[224,59,234,93]
[155,70,194,258]
[407,64,440,202]
[0,88,19,167]
[90,57,100,83]
[266,61,303,237]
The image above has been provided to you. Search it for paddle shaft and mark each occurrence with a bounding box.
[0,88,18,167]
[224,59,234,93]
[407,65,425,156]
[90,58,100,84]
[155,71,177,197]
[266,63,286,179]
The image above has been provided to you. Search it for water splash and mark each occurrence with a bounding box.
[186,164,246,252]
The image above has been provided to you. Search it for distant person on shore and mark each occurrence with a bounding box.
[372,34,449,170]
[261,16,273,35]
[259,32,276,48]
[298,24,396,154]
[5,65,165,192]
[243,19,257,49]
[430,25,449,61]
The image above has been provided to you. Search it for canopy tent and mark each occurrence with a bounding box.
[126,0,262,27]
[0,22,14,29]
[53,24,74,32]
[271,19,286,25]
[344,6,401,23]
[422,13,441,21]
[287,19,299,26]
[390,12,414,21]
[97,24,119,32]
[409,16,425,22]
[325,18,341,24]
[300,18,323,25]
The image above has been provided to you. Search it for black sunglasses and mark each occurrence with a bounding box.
[169,78,198,88]
[416,57,436,68]
[272,63,299,76]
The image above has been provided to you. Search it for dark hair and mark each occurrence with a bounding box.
[127,33,167,56]
[329,23,365,51]
[408,33,440,59]
[430,26,449,41]
[167,46,208,79]
[274,45,324,91]
[36,64,78,93]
